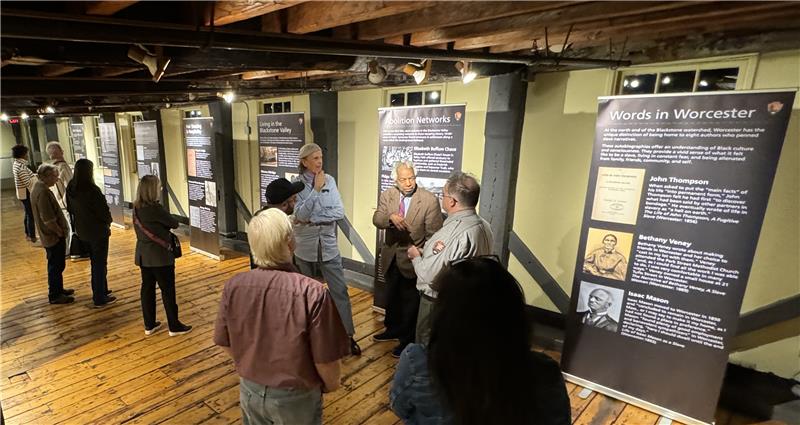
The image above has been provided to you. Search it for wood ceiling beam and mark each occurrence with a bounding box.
[96,67,142,78]
[489,4,800,53]
[410,1,695,47]
[355,1,572,41]
[85,1,138,16]
[241,70,283,80]
[40,64,83,77]
[286,1,432,34]
[455,1,794,51]
[212,0,306,26]
[0,11,534,64]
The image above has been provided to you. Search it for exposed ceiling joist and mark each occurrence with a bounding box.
[84,1,138,16]
[212,0,306,26]
[569,29,800,65]
[40,64,83,77]
[354,1,573,41]
[96,67,142,78]
[0,10,535,64]
[455,1,794,51]
[409,1,696,47]
[286,1,433,34]
[242,70,284,80]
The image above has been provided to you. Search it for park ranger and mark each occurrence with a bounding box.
[407,171,494,345]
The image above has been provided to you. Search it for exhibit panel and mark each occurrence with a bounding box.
[256,112,306,205]
[184,117,221,259]
[98,122,125,227]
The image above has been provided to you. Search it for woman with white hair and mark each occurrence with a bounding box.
[293,143,361,356]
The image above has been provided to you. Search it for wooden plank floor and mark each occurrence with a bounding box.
[0,190,768,425]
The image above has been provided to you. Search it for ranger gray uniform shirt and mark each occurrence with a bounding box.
[411,209,494,297]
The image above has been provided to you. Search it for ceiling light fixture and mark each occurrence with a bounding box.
[20,112,29,120]
[222,91,236,103]
[454,61,477,84]
[367,60,387,85]
[0,113,8,121]
[403,59,432,85]
[45,106,56,114]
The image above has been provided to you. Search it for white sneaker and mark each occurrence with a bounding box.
[145,322,163,336]
[31,240,42,247]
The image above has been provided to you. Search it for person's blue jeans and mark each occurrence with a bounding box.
[295,255,355,336]
[20,194,36,240]
[45,238,66,301]
[85,236,110,304]
[239,378,322,425]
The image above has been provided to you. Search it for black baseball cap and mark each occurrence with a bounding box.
[265,178,304,205]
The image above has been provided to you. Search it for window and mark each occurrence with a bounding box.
[262,101,291,114]
[616,55,755,95]
[184,110,202,118]
[386,89,443,107]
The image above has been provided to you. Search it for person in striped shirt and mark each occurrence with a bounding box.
[12,144,38,245]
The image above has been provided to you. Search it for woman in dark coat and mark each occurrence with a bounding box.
[66,158,116,307]
[133,175,191,336]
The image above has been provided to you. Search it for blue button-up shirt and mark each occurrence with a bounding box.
[292,173,345,262]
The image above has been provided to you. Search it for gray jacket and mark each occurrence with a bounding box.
[411,209,494,297]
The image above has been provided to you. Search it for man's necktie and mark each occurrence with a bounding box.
[398,197,406,218]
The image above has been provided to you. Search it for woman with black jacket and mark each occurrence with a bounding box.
[133,175,191,336]
[66,159,116,307]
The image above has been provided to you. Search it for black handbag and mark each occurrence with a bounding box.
[133,210,182,258]
[169,232,183,258]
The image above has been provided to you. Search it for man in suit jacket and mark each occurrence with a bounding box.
[578,288,619,332]
[373,161,443,357]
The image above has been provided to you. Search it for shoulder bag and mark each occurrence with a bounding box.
[133,209,183,258]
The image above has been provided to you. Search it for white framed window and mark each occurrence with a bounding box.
[615,54,758,95]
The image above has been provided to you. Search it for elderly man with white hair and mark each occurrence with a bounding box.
[46,141,76,254]
[30,163,74,304]
[292,143,361,356]
[372,160,442,357]
[214,208,350,425]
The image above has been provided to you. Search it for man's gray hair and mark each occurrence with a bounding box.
[391,160,417,180]
[37,163,58,179]
[45,141,63,158]
[444,172,480,207]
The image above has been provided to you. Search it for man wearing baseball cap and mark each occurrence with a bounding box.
[248,178,304,270]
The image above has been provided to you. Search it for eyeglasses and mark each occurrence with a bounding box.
[448,254,500,267]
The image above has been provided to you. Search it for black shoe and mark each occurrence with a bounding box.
[62,288,75,296]
[372,331,399,343]
[93,295,117,308]
[145,321,163,336]
[169,324,192,336]
[49,295,75,305]
[391,343,407,359]
[106,289,113,296]
[350,337,362,356]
